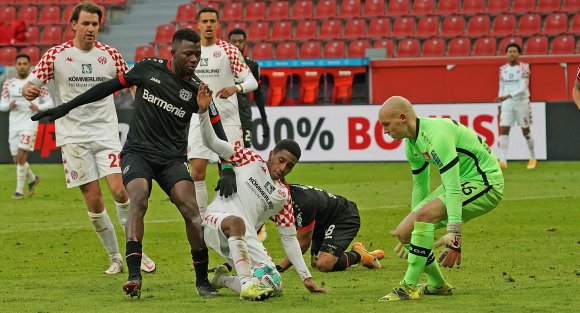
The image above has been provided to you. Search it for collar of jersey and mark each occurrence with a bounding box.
[166,58,191,81]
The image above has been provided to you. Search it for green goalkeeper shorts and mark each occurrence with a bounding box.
[412,181,504,229]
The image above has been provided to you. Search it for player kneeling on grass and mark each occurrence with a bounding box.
[377,96,504,302]
[276,184,384,273]
[197,85,326,300]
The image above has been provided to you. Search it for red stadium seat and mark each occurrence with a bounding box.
[544,13,568,35]
[151,24,175,45]
[363,0,385,17]
[466,15,490,37]
[179,22,199,31]
[412,0,435,16]
[550,35,575,54]
[295,20,317,40]
[270,21,293,42]
[491,14,516,37]
[158,45,172,60]
[15,0,36,5]
[299,41,322,59]
[38,5,61,26]
[343,19,366,39]
[517,14,541,36]
[17,6,38,25]
[441,16,465,37]
[396,38,419,58]
[373,38,395,57]
[437,0,460,15]
[473,37,497,56]
[569,14,580,34]
[462,0,484,15]
[386,0,409,16]
[319,19,342,40]
[415,16,439,38]
[292,0,314,19]
[562,0,580,12]
[498,36,523,55]
[248,21,269,41]
[245,2,266,21]
[222,2,243,21]
[339,0,362,18]
[224,21,247,39]
[348,39,370,58]
[0,47,17,65]
[422,37,446,57]
[324,41,346,58]
[61,6,75,25]
[511,0,535,14]
[391,17,415,37]
[0,6,16,25]
[535,0,561,13]
[39,25,63,46]
[276,42,297,59]
[447,37,471,56]
[25,25,39,43]
[268,1,289,20]
[100,0,128,7]
[173,3,196,24]
[316,0,337,19]
[487,0,509,14]
[0,0,14,4]
[20,46,40,64]
[524,35,548,54]
[367,17,390,38]
[134,45,156,61]
[251,42,273,59]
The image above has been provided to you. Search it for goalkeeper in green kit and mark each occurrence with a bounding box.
[377,96,504,302]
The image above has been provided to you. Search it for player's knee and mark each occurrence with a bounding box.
[111,188,128,203]
[315,260,334,272]
[221,216,246,237]
[130,191,148,211]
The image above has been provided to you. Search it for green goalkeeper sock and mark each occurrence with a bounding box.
[424,252,446,288]
[403,221,435,286]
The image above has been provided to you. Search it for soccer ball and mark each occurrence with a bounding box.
[251,263,282,295]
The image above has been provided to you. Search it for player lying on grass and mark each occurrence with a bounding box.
[377,96,504,302]
[196,84,326,300]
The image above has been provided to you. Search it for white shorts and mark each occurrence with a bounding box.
[8,129,37,156]
[500,100,532,128]
[60,138,123,188]
[202,211,275,267]
[187,124,243,160]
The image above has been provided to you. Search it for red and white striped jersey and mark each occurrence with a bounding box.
[1,77,52,132]
[498,62,530,102]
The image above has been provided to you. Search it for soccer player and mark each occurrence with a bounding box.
[21,1,155,275]
[227,28,270,148]
[573,65,580,110]
[188,7,258,216]
[32,29,231,299]
[0,53,52,199]
[377,96,504,302]
[276,184,384,273]
[496,43,536,169]
[196,92,326,300]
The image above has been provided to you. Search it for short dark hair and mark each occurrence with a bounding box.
[172,28,200,47]
[197,7,219,20]
[273,139,301,161]
[70,1,102,23]
[15,53,30,62]
[228,28,246,39]
[505,43,522,53]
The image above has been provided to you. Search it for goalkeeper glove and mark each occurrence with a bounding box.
[215,166,237,198]
[31,105,70,122]
[435,222,462,268]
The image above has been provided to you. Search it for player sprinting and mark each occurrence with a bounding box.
[496,43,536,169]
[377,96,504,302]
[277,184,384,273]
[188,7,258,216]
[32,29,232,299]
[22,1,155,275]
[0,53,52,199]
[195,90,326,300]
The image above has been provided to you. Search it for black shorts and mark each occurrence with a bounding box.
[120,151,193,197]
[310,201,361,257]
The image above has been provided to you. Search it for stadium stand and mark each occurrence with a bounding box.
[491,14,517,37]
[441,15,465,37]
[316,0,337,19]
[221,2,243,21]
[447,37,471,56]
[511,0,536,14]
[300,41,322,58]
[248,21,269,41]
[134,45,156,61]
[268,1,290,20]
[473,37,498,56]
[518,14,542,36]
[251,42,274,59]
[525,35,549,54]
[37,5,60,26]
[173,3,197,25]
[0,6,16,24]
[339,0,361,18]
[487,0,510,14]
[343,19,365,39]
[397,38,420,58]
[422,37,446,57]
[0,47,17,65]
[499,36,524,54]
[415,16,439,38]
[392,17,415,38]
[292,0,314,19]
[437,0,460,15]
[367,17,390,38]
[363,0,385,17]
[386,0,410,16]
[550,34,575,53]
[275,41,298,59]
[543,13,568,35]
[348,39,370,58]
[324,40,346,58]
[270,21,293,42]
[245,2,266,21]
[413,0,436,16]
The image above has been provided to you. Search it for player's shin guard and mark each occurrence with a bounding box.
[88,209,121,258]
[115,200,130,232]
[424,252,446,288]
[194,180,208,216]
[525,136,535,160]
[191,247,210,283]
[332,251,361,271]
[126,240,142,280]
[25,162,36,182]
[499,135,509,162]
[16,164,26,194]
[403,222,435,286]
[228,236,252,278]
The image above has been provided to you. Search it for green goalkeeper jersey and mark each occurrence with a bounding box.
[405,117,504,224]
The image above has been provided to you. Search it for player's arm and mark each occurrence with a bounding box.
[573,67,580,110]
[277,224,314,272]
[406,141,430,210]
[0,81,11,111]
[216,49,258,99]
[35,87,54,111]
[198,84,236,160]
[495,67,507,102]
[23,47,58,101]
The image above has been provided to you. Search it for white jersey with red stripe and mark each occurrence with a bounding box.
[26,40,128,146]
[498,62,530,103]
[1,78,52,132]
[192,39,253,126]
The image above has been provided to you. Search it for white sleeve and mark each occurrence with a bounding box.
[279,229,312,282]
[36,87,54,111]
[498,69,504,98]
[235,51,258,93]
[0,81,10,111]
[199,110,235,160]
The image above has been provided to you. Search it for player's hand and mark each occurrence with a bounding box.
[8,100,17,110]
[215,86,237,99]
[22,83,41,101]
[261,119,270,139]
[196,83,212,113]
[303,278,326,293]
[215,166,237,198]
[29,103,39,112]
[435,222,462,269]
[393,242,408,259]
[31,105,69,122]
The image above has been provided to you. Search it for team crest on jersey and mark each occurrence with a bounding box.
[278,189,287,198]
[213,51,221,58]
[200,58,208,66]
[98,56,107,64]
[179,89,192,101]
[264,182,275,194]
[82,64,92,74]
